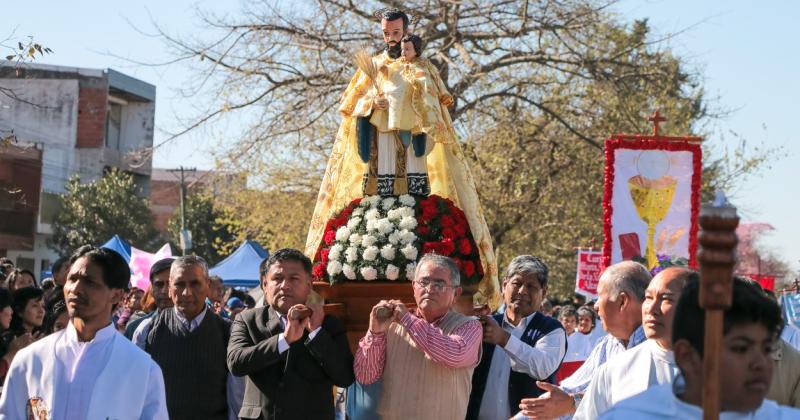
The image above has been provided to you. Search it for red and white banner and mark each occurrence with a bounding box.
[575,250,603,298]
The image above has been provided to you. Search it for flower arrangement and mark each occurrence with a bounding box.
[313,194,483,285]
[632,254,689,276]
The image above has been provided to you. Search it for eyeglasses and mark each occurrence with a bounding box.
[413,279,453,293]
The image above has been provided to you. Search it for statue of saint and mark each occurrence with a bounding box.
[306,8,499,305]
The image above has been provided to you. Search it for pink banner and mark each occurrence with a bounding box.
[129,244,172,291]
[575,250,603,298]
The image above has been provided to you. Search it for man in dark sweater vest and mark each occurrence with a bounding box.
[227,248,355,420]
[466,255,568,420]
[145,255,238,420]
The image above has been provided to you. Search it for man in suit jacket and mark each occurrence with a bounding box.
[227,248,355,420]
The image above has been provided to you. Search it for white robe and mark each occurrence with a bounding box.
[599,383,800,419]
[0,322,168,420]
[575,339,679,419]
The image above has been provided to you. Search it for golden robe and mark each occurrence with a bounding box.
[306,52,500,307]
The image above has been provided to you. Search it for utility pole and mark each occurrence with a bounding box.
[167,166,196,255]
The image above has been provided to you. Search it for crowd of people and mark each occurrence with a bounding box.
[0,246,798,419]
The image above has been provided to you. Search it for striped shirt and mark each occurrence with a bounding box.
[354,310,483,384]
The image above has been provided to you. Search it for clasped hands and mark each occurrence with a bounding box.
[368,299,408,334]
[283,302,324,344]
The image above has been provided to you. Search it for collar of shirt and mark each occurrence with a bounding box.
[65,321,116,346]
[502,311,536,332]
[649,339,675,364]
[174,307,207,332]
[413,308,448,326]
[625,325,647,349]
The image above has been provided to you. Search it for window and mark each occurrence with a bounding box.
[39,192,62,225]
[105,102,122,150]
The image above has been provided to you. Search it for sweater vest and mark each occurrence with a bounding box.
[466,312,566,419]
[379,310,479,420]
[146,309,230,420]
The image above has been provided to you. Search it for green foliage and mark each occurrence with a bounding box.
[166,193,236,265]
[49,168,157,257]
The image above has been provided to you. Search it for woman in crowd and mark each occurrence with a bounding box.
[7,287,45,338]
[6,269,37,291]
[43,299,69,335]
[0,287,35,383]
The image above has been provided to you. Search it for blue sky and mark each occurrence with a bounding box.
[4,1,798,274]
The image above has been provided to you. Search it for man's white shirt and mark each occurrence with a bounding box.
[600,383,800,419]
[575,339,679,419]
[477,311,567,420]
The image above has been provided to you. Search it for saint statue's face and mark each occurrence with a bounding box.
[401,41,417,60]
[382,18,405,46]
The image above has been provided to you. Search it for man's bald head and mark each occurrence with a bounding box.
[600,261,652,303]
[595,261,652,342]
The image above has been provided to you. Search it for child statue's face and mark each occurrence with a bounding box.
[401,41,417,60]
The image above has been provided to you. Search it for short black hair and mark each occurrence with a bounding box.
[69,245,131,290]
[10,286,44,334]
[7,268,38,288]
[259,248,312,277]
[0,287,12,311]
[380,8,409,30]
[150,257,175,280]
[401,34,423,56]
[672,277,784,357]
[52,256,69,274]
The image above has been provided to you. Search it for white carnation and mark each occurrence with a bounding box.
[366,218,378,232]
[352,207,365,216]
[388,232,401,245]
[362,245,379,261]
[343,264,356,280]
[377,218,394,235]
[400,206,415,218]
[365,196,381,208]
[349,233,362,246]
[399,216,418,230]
[345,246,359,263]
[401,244,418,260]
[399,229,417,245]
[365,208,380,221]
[387,208,402,221]
[399,194,416,207]
[335,226,351,242]
[361,234,377,248]
[380,245,396,260]
[405,262,417,280]
[385,264,400,280]
[381,197,397,210]
[329,244,344,261]
[326,260,343,276]
[347,217,362,230]
[360,266,378,281]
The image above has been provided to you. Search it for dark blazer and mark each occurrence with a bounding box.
[227,305,355,420]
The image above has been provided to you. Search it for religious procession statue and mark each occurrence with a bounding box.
[305,8,499,308]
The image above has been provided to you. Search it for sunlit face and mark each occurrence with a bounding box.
[503,273,546,319]
[577,314,594,334]
[53,311,69,332]
[401,41,417,60]
[209,279,224,303]
[14,273,35,290]
[22,298,45,329]
[54,263,69,286]
[169,265,209,320]
[0,306,12,330]
[642,268,685,343]
[262,260,311,315]
[413,262,460,319]
[561,315,577,335]
[126,289,144,311]
[594,274,624,338]
[64,256,124,324]
[382,18,405,46]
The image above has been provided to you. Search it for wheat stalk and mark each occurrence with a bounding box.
[354,49,382,95]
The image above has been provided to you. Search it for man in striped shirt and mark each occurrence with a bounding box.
[353,254,482,420]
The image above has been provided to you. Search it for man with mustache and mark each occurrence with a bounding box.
[573,267,695,419]
[465,255,567,420]
[143,255,239,420]
[127,257,174,343]
[354,253,482,419]
[515,260,651,419]
[601,277,800,419]
[0,245,168,419]
[227,248,354,419]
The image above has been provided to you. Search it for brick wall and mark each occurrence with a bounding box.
[76,87,107,148]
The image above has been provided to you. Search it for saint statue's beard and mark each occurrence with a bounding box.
[386,42,402,59]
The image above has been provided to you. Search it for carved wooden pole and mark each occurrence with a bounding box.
[697,192,739,420]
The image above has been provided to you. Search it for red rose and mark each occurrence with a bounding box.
[417,225,431,236]
[453,223,468,237]
[323,230,337,245]
[440,215,455,228]
[312,263,325,279]
[352,198,362,206]
[442,227,457,240]
[463,260,475,277]
[320,248,330,265]
[439,238,456,255]
[421,205,438,221]
[458,238,472,255]
[423,242,438,255]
